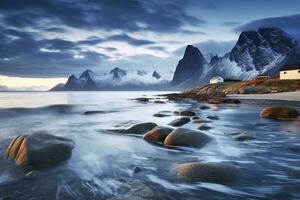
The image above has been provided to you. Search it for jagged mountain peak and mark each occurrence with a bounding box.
[172,45,207,87]
[109,67,127,80]
[152,70,161,79]
[183,45,207,64]
[79,69,96,79]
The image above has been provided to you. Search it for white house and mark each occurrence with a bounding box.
[280,64,300,80]
[210,76,224,84]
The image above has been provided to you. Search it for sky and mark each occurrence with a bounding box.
[1,0,300,89]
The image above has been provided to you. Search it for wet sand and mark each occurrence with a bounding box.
[229,91,300,102]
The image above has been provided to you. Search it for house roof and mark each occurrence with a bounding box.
[280,63,300,71]
[210,76,223,80]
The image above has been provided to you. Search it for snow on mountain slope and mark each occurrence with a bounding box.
[172,28,300,89]
[51,68,171,91]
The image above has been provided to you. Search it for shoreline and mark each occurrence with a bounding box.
[228,91,300,102]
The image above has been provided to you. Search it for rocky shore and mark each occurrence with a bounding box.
[2,91,300,199]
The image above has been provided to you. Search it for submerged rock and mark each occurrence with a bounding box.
[179,110,196,116]
[153,100,165,104]
[207,98,241,104]
[199,105,210,110]
[171,162,239,184]
[168,117,190,127]
[5,133,74,171]
[231,132,254,141]
[108,178,167,200]
[260,107,299,119]
[207,115,219,120]
[192,119,212,124]
[119,122,158,134]
[192,116,199,120]
[83,110,106,115]
[133,98,150,103]
[143,126,174,143]
[164,128,210,148]
[133,166,141,173]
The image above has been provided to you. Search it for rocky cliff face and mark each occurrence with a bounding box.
[172,28,300,89]
[172,45,208,88]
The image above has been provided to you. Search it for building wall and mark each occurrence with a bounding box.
[280,69,300,80]
[210,78,224,84]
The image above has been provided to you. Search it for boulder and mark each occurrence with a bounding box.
[164,128,210,148]
[207,98,223,104]
[171,162,239,184]
[179,111,196,116]
[199,105,210,110]
[260,107,299,119]
[120,122,158,134]
[173,111,180,115]
[168,117,190,127]
[192,116,199,120]
[198,124,212,130]
[5,133,74,170]
[153,100,165,104]
[143,126,174,143]
[222,99,241,104]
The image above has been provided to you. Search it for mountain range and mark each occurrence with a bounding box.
[52,27,300,91]
[51,68,171,91]
[172,28,300,89]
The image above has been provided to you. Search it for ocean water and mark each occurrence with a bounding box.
[0,91,299,200]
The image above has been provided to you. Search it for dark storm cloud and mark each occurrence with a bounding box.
[0,0,208,77]
[0,0,205,33]
[234,14,300,38]
[0,28,108,77]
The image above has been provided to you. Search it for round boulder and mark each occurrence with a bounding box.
[171,162,239,184]
[198,124,212,130]
[179,111,196,116]
[164,128,210,148]
[260,107,299,119]
[168,117,190,127]
[5,133,74,171]
[143,126,174,143]
[124,122,158,134]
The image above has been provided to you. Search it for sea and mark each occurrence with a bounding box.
[0,91,299,200]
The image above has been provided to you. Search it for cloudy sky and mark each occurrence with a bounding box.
[1,0,300,89]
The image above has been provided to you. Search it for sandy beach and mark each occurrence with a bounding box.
[229,91,300,101]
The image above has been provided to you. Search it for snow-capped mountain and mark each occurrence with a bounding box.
[172,28,300,89]
[51,68,171,91]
